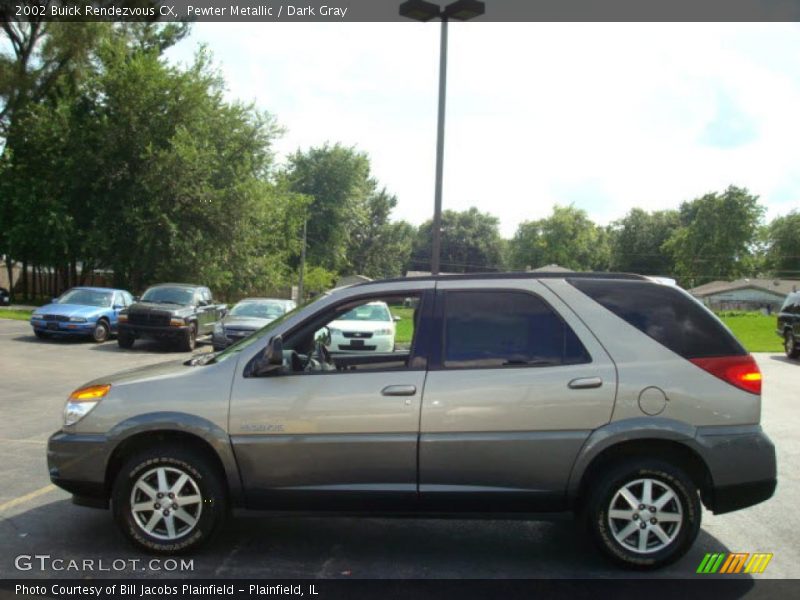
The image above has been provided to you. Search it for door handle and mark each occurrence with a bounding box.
[381,385,417,396]
[568,377,603,389]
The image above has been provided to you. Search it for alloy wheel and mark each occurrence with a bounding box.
[607,477,683,554]
[129,466,203,541]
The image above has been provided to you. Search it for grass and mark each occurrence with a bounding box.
[717,312,782,353]
[0,308,33,321]
[389,305,415,345]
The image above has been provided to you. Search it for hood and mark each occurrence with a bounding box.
[328,319,395,333]
[85,358,191,387]
[222,316,273,330]
[34,303,106,318]
[127,302,192,315]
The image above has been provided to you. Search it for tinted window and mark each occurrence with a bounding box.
[781,293,799,314]
[443,291,590,368]
[569,279,746,359]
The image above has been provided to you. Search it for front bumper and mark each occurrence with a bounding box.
[47,430,111,509]
[31,319,95,335]
[119,322,189,340]
[696,425,777,514]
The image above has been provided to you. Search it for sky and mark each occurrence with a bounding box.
[166,22,800,237]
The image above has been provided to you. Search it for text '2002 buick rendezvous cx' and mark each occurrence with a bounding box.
[47,272,776,568]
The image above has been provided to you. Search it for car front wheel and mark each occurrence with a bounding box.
[584,459,701,569]
[118,331,134,349]
[785,331,800,359]
[92,320,110,343]
[179,323,197,352]
[112,446,227,554]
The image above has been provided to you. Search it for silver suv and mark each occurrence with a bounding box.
[47,273,776,568]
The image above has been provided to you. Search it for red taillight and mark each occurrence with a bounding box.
[689,355,762,395]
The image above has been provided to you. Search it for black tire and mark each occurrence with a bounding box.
[118,331,135,349]
[179,323,197,352]
[92,320,110,343]
[34,330,49,340]
[111,445,227,554]
[584,458,701,569]
[785,331,800,359]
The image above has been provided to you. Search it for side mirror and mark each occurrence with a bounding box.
[133,296,139,302]
[314,327,331,346]
[253,335,285,376]
[393,315,402,322]
[113,304,124,310]
[51,298,59,304]
[197,300,208,307]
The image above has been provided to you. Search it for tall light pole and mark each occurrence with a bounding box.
[399,0,485,275]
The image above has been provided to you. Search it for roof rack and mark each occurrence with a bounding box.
[354,271,647,286]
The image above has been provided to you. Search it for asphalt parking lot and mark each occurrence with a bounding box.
[0,318,797,580]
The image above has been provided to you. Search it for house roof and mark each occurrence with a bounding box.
[689,278,800,297]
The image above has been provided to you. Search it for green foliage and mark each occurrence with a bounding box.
[508,205,608,271]
[763,211,800,279]
[0,308,33,321]
[412,207,504,273]
[609,208,681,275]
[302,265,337,297]
[716,312,782,353]
[663,186,765,287]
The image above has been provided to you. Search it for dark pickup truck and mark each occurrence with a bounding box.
[777,290,800,359]
[118,283,226,351]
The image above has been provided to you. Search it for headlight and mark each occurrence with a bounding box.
[64,384,110,427]
[31,314,45,320]
[169,317,186,327]
[213,322,224,335]
[374,328,393,336]
[118,313,128,322]
[69,316,87,322]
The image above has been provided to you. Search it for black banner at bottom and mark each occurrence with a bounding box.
[1,579,799,600]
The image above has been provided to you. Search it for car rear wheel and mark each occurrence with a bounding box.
[92,320,110,343]
[584,458,701,569]
[111,446,227,554]
[785,331,800,359]
[118,331,135,349]
[179,323,197,352]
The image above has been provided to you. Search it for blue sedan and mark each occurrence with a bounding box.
[30,287,134,343]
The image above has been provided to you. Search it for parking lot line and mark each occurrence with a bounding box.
[0,484,56,513]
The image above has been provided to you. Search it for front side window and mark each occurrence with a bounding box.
[442,291,590,369]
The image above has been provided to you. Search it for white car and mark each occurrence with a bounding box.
[326,301,397,353]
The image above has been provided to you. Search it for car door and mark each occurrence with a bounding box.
[228,287,434,510]
[418,279,617,511]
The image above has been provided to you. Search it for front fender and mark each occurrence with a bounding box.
[106,411,243,504]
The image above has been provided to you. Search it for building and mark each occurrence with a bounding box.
[689,278,799,312]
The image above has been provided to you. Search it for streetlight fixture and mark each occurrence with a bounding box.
[399,0,485,275]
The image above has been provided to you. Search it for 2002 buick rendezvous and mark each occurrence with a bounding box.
[47,273,776,568]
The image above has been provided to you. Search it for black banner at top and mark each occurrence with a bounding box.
[4,0,800,23]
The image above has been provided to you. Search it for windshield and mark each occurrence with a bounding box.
[57,289,113,307]
[230,301,286,319]
[212,293,326,363]
[337,304,391,322]
[140,287,195,305]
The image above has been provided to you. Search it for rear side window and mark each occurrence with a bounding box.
[569,279,746,359]
[781,293,800,314]
[442,291,590,368]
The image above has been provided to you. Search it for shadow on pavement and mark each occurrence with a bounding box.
[767,354,797,365]
[0,499,752,583]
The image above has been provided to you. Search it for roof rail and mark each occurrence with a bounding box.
[353,271,647,286]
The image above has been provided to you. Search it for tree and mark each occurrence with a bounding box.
[608,208,680,275]
[508,205,606,271]
[347,189,416,278]
[412,207,504,273]
[663,186,765,287]
[284,144,373,273]
[764,211,800,279]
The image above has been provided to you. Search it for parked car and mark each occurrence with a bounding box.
[47,272,775,568]
[0,287,9,306]
[29,287,133,342]
[118,283,226,351]
[212,298,296,351]
[325,300,399,353]
[776,290,800,359]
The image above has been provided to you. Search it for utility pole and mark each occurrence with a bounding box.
[430,15,448,275]
[298,217,307,302]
